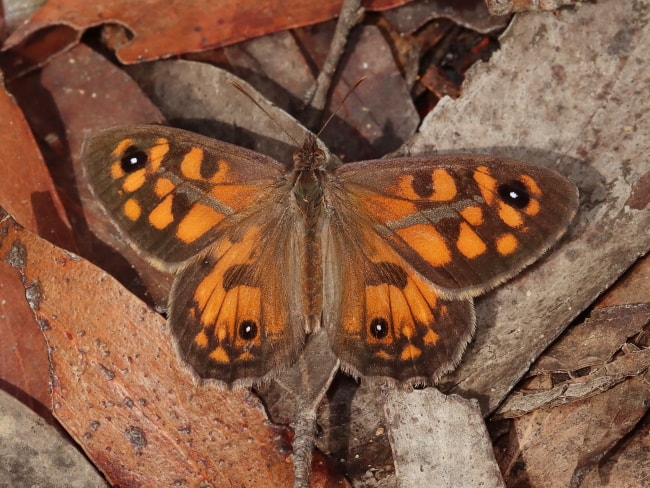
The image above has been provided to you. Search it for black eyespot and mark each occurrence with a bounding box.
[369,317,389,339]
[239,320,258,341]
[498,180,530,209]
[120,147,148,173]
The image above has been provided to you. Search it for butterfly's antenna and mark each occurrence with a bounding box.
[316,77,366,138]
[229,80,302,147]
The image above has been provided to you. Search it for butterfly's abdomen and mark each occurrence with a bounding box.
[292,169,327,333]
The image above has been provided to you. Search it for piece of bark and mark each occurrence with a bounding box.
[384,388,505,487]
[487,0,580,16]
[0,389,107,487]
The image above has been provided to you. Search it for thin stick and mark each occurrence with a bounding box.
[302,0,366,130]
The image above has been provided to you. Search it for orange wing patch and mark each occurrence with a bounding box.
[111,138,134,158]
[149,195,174,230]
[456,222,487,259]
[460,205,484,226]
[154,177,176,198]
[148,138,169,172]
[176,203,226,243]
[358,229,446,361]
[122,168,147,193]
[355,189,419,222]
[394,224,452,267]
[393,168,457,202]
[496,233,519,255]
[498,201,524,228]
[186,226,277,366]
[473,166,497,205]
[123,198,142,221]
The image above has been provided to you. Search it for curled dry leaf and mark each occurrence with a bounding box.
[3,0,411,69]
[495,304,650,418]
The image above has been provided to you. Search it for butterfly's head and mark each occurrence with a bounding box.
[293,133,326,171]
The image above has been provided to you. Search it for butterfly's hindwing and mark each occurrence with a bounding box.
[169,200,307,387]
[323,201,475,383]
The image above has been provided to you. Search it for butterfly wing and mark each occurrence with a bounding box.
[83,125,286,271]
[324,155,578,383]
[323,211,475,384]
[170,197,308,387]
[84,125,306,386]
[335,155,579,297]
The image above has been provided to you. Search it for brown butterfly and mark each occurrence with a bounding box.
[83,124,578,388]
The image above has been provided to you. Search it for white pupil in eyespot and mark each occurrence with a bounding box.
[509,190,519,199]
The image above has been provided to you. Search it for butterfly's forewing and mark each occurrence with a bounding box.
[336,156,579,298]
[323,156,578,382]
[83,125,285,271]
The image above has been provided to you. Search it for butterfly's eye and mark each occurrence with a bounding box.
[120,147,148,173]
[498,180,530,209]
[238,320,258,341]
[369,317,389,339]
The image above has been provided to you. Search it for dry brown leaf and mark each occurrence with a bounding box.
[580,410,650,488]
[498,377,649,487]
[596,253,650,309]
[385,0,510,35]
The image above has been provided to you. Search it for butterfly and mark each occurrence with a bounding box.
[82,124,578,388]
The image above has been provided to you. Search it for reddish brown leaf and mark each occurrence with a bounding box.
[0,264,51,420]
[0,209,335,487]
[0,70,76,419]
[0,74,74,249]
[4,0,412,68]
